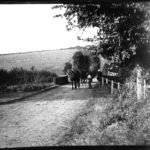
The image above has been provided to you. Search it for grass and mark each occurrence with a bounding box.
[0,47,86,75]
[56,97,110,145]
[56,75,150,145]
[0,82,54,103]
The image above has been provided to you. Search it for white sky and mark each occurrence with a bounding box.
[0,4,98,54]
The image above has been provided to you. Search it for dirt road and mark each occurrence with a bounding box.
[0,81,109,147]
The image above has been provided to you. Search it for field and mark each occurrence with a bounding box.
[0,47,86,75]
[0,46,88,103]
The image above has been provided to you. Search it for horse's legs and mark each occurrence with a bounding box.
[75,81,77,89]
[80,78,82,85]
[77,82,79,88]
[81,79,83,85]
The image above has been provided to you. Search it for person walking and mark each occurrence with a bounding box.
[87,73,92,88]
[97,69,102,85]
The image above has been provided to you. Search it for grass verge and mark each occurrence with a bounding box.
[56,79,150,145]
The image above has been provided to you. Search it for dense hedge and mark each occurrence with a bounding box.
[0,67,57,86]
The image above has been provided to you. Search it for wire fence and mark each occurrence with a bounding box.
[100,76,125,94]
[100,74,150,100]
[143,79,150,99]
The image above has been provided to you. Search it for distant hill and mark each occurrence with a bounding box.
[0,46,87,75]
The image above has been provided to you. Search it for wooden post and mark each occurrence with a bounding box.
[111,80,114,94]
[106,78,108,84]
[102,77,104,87]
[143,79,146,99]
[136,65,142,100]
[117,82,120,91]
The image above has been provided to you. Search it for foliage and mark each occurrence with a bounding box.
[0,69,9,85]
[65,51,99,77]
[22,84,47,92]
[119,67,131,79]
[102,63,109,75]
[72,51,90,73]
[89,55,100,77]
[101,68,150,144]
[63,62,72,75]
[0,67,57,87]
[53,3,150,69]
[72,51,84,71]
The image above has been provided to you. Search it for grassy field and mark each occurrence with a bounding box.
[0,46,87,102]
[0,46,86,75]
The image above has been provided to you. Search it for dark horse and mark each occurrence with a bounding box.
[80,71,88,85]
[68,70,80,89]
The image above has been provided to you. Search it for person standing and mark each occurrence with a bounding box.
[97,69,102,84]
[87,73,92,88]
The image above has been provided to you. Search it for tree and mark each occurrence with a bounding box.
[72,51,90,73]
[82,55,90,73]
[89,55,100,77]
[53,3,150,69]
[63,62,72,75]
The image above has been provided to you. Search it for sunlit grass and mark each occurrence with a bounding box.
[56,78,150,145]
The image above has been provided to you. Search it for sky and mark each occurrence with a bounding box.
[0,4,98,54]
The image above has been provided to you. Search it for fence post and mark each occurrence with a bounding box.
[136,65,142,101]
[143,79,146,99]
[106,78,108,84]
[111,80,114,94]
[102,77,104,87]
[117,82,120,91]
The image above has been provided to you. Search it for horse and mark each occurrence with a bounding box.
[68,70,80,89]
[80,71,88,85]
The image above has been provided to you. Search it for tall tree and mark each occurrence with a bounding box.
[72,51,90,73]
[63,62,72,75]
[89,55,100,77]
[53,3,150,69]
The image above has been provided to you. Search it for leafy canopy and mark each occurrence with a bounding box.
[53,3,150,68]
[63,62,72,75]
[72,51,90,73]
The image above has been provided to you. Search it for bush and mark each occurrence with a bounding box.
[0,67,57,87]
[0,85,10,93]
[0,69,9,85]
[22,84,45,92]
[7,86,18,92]
[102,68,150,144]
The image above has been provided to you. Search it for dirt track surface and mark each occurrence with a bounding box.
[0,81,109,147]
